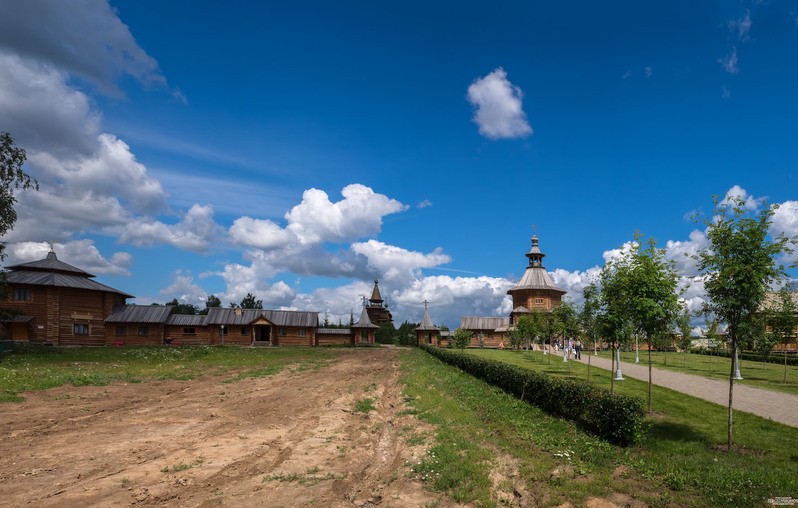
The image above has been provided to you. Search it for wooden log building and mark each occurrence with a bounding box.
[458,233,566,347]
[1,248,377,347]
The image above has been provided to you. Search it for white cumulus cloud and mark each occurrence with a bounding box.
[118,204,222,253]
[467,68,533,139]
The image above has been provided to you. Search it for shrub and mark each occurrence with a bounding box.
[420,344,645,446]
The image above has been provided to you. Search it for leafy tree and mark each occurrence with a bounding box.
[598,248,638,394]
[165,298,199,315]
[240,293,263,309]
[0,132,38,262]
[617,235,680,412]
[451,328,473,349]
[675,304,694,366]
[552,301,579,371]
[375,322,396,344]
[0,133,38,316]
[540,311,558,364]
[510,312,545,350]
[703,318,722,372]
[752,323,778,368]
[579,281,601,355]
[205,294,221,309]
[696,195,792,450]
[765,288,798,382]
[395,320,419,346]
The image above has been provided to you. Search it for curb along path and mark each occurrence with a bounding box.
[578,354,798,428]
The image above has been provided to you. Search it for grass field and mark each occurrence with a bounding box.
[0,345,335,402]
[3,345,796,507]
[402,347,798,507]
[589,349,798,396]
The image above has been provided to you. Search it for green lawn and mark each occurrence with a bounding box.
[401,347,798,507]
[0,345,335,402]
[587,348,798,396]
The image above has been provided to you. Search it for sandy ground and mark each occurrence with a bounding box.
[0,348,458,507]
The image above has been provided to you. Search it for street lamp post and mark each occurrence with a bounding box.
[634,334,640,363]
[733,347,743,380]
[614,347,624,380]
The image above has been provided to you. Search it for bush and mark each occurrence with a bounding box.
[420,344,645,446]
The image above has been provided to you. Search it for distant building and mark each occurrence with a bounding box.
[761,291,798,352]
[1,247,131,344]
[365,278,393,325]
[1,248,378,347]
[459,232,566,347]
[415,300,440,346]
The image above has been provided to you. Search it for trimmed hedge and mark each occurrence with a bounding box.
[420,345,645,446]
[690,348,798,367]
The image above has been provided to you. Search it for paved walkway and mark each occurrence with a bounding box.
[569,353,798,428]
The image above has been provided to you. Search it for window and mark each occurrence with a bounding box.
[279,327,287,336]
[534,298,544,305]
[183,327,196,335]
[298,329,306,337]
[74,323,89,335]
[115,326,126,336]
[12,288,30,301]
[138,326,149,336]
[240,326,247,335]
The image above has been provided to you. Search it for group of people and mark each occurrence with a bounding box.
[553,338,583,359]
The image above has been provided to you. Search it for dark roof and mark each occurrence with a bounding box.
[105,305,174,324]
[415,308,439,332]
[369,278,383,303]
[7,270,134,298]
[460,316,510,330]
[206,308,319,327]
[0,314,34,323]
[352,306,378,329]
[507,234,566,296]
[6,251,95,277]
[166,314,207,326]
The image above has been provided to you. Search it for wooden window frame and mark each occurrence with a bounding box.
[12,287,31,302]
[138,326,149,336]
[182,327,196,335]
[115,326,126,336]
[73,323,89,335]
[298,329,306,338]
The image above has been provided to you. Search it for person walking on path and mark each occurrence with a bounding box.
[575,339,582,360]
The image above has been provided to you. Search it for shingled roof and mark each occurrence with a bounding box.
[205,308,319,327]
[415,305,439,332]
[6,250,133,298]
[507,234,566,295]
[105,305,174,324]
[459,316,510,330]
[352,306,378,329]
[6,250,94,276]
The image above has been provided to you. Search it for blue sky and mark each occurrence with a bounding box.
[1,1,797,328]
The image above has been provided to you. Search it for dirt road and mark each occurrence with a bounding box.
[0,348,454,507]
